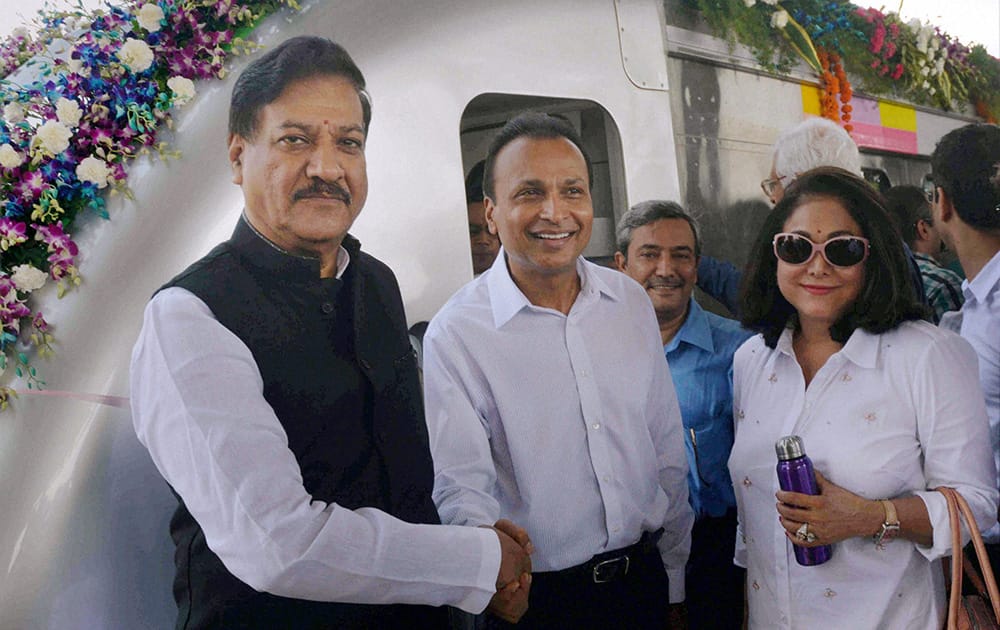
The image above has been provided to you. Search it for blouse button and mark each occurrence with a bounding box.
[768,373,778,383]
[742,476,752,487]
[824,588,837,598]
[321,302,334,314]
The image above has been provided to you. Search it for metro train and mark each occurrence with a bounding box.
[0,0,980,626]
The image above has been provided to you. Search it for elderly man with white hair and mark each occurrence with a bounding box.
[697,117,926,314]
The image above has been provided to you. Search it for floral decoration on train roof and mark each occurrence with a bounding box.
[0,0,297,408]
[680,0,1000,125]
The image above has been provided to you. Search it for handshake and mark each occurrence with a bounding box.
[484,519,534,624]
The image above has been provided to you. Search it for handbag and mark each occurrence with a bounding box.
[937,486,1000,630]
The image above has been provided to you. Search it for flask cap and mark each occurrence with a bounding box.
[775,435,805,460]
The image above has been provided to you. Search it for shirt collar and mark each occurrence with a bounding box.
[232,214,352,281]
[486,246,620,328]
[774,323,879,369]
[965,249,1000,304]
[912,252,936,265]
[665,298,714,353]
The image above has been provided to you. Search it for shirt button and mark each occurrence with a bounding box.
[321,302,334,314]
[603,475,611,482]
[612,526,620,533]
[592,423,601,430]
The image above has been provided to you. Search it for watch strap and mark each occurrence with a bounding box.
[873,499,900,546]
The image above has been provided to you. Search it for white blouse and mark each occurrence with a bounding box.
[729,320,998,630]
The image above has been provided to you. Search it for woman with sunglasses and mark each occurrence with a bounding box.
[728,167,997,629]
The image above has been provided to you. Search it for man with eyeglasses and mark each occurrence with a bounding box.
[885,185,964,323]
[697,117,927,316]
[928,123,1000,569]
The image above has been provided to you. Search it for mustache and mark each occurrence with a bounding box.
[293,180,352,205]
[646,276,685,289]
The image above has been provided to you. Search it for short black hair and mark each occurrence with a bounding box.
[229,36,371,139]
[465,160,485,205]
[615,200,701,257]
[481,112,593,201]
[930,123,1000,232]
[884,185,930,247]
[740,167,926,348]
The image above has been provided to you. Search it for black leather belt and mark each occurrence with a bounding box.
[557,528,664,584]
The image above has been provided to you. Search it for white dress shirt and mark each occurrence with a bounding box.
[422,249,693,602]
[943,250,1000,541]
[729,321,998,630]
[130,285,500,613]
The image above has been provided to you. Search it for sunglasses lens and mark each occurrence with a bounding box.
[825,238,867,266]
[775,234,812,264]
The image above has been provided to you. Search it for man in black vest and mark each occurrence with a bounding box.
[130,36,531,629]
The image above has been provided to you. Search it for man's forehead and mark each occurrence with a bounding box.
[496,136,587,174]
[260,75,365,125]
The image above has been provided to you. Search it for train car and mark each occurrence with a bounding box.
[0,0,982,626]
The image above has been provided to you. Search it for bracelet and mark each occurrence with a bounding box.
[873,499,900,547]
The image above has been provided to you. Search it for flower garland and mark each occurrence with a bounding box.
[0,0,296,409]
[679,0,1000,119]
[817,49,853,132]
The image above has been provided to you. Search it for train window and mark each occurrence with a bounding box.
[460,93,627,268]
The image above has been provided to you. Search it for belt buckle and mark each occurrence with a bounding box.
[591,555,629,583]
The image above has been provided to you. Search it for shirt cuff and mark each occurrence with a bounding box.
[453,526,501,614]
[913,490,954,560]
[666,567,685,603]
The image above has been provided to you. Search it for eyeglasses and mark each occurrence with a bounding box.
[773,232,870,268]
[921,174,938,203]
[760,174,788,198]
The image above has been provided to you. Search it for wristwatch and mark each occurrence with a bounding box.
[873,499,900,546]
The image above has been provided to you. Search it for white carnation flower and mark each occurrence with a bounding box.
[742,0,756,6]
[118,38,154,73]
[167,76,196,106]
[4,101,25,124]
[0,143,22,168]
[928,86,937,96]
[137,3,164,33]
[11,264,47,293]
[921,65,931,76]
[760,0,778,5]
[66,58,84,74]
[33,120,72,155]
[770,9,789,28]
[76,155,111,188]
[11,27,29,40]
[934,58,946,75]
[56,97,83,127]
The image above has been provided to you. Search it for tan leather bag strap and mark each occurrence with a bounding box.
[938,486,1000,629]
[941,487,963,629]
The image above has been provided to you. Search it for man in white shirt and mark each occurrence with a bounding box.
[130,36,529,629]
[422,112,693,628]
[930,122,1000,561]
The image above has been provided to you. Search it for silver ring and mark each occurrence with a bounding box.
[795,522,811,542]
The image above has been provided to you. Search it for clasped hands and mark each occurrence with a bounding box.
[483,518,534,623]
[776,470,883,547]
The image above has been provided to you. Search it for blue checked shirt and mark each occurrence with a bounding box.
[914,252,964,324]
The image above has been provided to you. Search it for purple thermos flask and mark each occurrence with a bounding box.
[775,435,832,566]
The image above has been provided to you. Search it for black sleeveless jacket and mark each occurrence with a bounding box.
[160,217,445,629]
